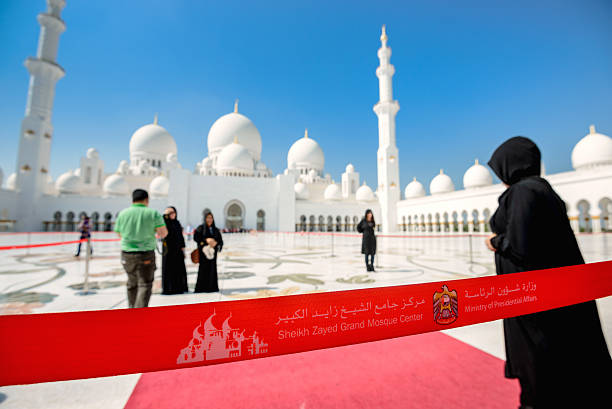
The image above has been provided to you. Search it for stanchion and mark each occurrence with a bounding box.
[77,238,96,296]
[26,232,31,255]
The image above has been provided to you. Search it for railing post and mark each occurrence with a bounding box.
[468,233,473,268]
[77,237,96,296]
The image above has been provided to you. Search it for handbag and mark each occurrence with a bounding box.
[190,248,199,264]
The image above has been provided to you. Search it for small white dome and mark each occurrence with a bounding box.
[74,168,81,177]
[345,163,355,173]
[217,141,254,173]
[6,173,17,190]
[201,157,213,168]
[324,183,342,201]
[571,125,612,170]
[430,169,455,195]
[463,159,493,189]
[256,162,267,171]
[149,175,170,198]
[117,160,129,175]
[294,182,310,200]
[288,129,325,172]
[404,177,426,198]
[356,182,375,202]
[129,120,177,157]
[103,174,129,196]
[86,148,99,159]
[55,170,81,194]
[207,105,262,161]
[166,152,178,163]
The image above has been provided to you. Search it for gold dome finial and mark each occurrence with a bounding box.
[589,124,596,134]
[413,176,417,181]
[234,99,239,113]
[153,113,158,125]
[440,169,444,175]
[381,25,388,44]
[233,135,239,144]
[475,158,479,165]
[304,128,309,138]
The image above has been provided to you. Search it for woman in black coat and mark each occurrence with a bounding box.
[485,136,611,408]
[357,209,376,271]
[194,211,223,293]
[161,206,188,294]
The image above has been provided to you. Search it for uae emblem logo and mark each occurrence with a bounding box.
[177,311,268,364]
[433,284,458,325]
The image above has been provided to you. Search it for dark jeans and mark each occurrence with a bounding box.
[75,242,92,256]
[365,254,374,266]
[121,250,156,308]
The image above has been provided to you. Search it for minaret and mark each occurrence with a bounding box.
[15,0,66,231]
[374,25,400,233]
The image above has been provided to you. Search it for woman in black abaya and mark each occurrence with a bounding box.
[194,212,223,293]
[485,136,611,408]
[357,209,376,271]
[161,206,188,294]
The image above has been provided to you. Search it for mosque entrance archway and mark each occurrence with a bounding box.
[224,200,245,231]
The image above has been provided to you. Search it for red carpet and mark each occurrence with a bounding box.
[125,332,519,409]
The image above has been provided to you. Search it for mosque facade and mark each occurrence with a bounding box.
[1,0,611,234]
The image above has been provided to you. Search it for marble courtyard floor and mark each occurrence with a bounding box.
[0,232,611,408]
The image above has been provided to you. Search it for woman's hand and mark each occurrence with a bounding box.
[485,234,497,252]
[206,238,217,248]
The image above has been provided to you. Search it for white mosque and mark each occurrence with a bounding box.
[1,0,611,234]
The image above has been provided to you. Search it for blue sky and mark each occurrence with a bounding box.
[1,0,611,191]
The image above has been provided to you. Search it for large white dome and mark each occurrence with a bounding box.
[103,174,129,196]
[288,129,325,171]
[356,182,375,202]
[129,119,177,157]
[430,170,455,195]
[404,177,426,198]
[207,105,262,161]
[6,173,17,190]
[571,125,612,170]
[217,142,254,173]
[149,175,170,198]
[463,159,493,189]
[324,183,342,201]
[55,170,81,194]
[294,182,310,200]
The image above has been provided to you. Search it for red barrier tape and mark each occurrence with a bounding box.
[0,239,86,251]
[1,260,611,386]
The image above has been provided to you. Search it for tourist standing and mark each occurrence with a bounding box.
[485,136,611,408]
[114,189,167,308]
[357,209,376,271]
[161,206,188,294]
[194,212,223,293]
[74,215,92,257]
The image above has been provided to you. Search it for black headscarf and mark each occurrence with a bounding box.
[488,136,541,185]
[204,212,217,229]
[364,209,375,226]
[164,206,184,250]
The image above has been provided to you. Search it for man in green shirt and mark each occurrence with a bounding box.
[115,189,168,308]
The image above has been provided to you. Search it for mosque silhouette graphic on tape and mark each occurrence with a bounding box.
[177,311,268,364]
